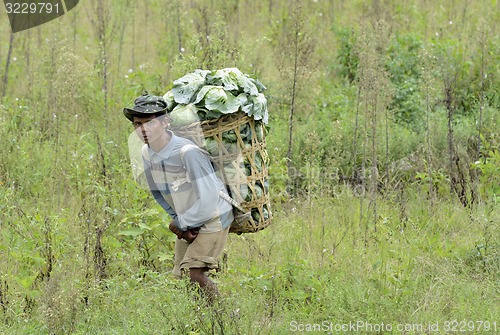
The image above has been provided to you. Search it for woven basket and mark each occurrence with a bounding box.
[171,112,272,234]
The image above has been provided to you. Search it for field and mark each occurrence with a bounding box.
[0,0,498,334]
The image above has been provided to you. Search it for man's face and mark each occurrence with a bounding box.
[132,115,166,144]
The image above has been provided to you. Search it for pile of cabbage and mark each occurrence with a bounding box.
[163,68,270,225]
[163,67,268,126]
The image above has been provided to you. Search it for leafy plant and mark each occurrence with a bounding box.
[472,138,500,200]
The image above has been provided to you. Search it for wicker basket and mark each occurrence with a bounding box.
[171,112,272,234]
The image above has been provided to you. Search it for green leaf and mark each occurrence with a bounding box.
[206,68,241,92]
[162,91,176,111]
[205,68,264,96]
[171,70,209,104]
[194,85,241,114]
[248,93,268,123]
[249,77,266,93]
[138,222,152,230]
[222,129,237,142]
[17,275,37,289]
[158,253,171,261]
[118,227,145,237]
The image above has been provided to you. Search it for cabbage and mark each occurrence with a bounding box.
[206,68,242,92]
[171,70,209,104]
[240,185,249,201]
[169,103,199,126]
[239,123,251,141]
[168,68,269,123]
[243,151,263,172]
[237,75,259,96]
[237,92,268,124]
[202,137,219,156]
[194,85,241,114]
[204,137,239,155]
[251,209,260,222]
[206,68,263,96]
[197,108,223,120]
[248,93,268,123]
[222,129,237,142]
[250,78,267,93]
[223,141,238,154]
[236,93,249,107]
[254,152,263,172]
[238,93,253,115]
[251,206,269,223]
[222,163,245,181]
[162,91,176,111]
[255,122,264,142]
[253,184,263,199]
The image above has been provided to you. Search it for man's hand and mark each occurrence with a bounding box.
[183,229,199,243]
[169,220,183,239]
[169,220,199,243]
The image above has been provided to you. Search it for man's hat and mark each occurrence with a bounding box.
[123,92,168,122]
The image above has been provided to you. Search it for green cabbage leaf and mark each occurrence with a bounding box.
[239,93,268,124]
[194,85,241,114]
[171,70,210,104]
[162,91,176,111]
[206,68,242,92]
[206,68,265,97]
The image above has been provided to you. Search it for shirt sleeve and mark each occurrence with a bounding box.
[143,157,179,226]
[175,148,221,231]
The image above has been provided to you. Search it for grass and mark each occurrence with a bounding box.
[0,188,497,334]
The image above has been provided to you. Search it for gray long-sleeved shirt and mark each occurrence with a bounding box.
[143,131,233,232]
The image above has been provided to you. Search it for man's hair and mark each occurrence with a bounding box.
[131,112,168,122]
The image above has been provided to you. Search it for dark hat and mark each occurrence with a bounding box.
[123,92,168,122]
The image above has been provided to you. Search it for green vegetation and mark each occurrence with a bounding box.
[0,0,498,334]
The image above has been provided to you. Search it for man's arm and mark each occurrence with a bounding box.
[144,164,198,242]
[175,148,222,231]
[143,158,180,227]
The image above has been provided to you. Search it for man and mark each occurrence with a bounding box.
[123,92,234,301]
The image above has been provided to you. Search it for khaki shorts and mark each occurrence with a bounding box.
[172,226,229,277]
